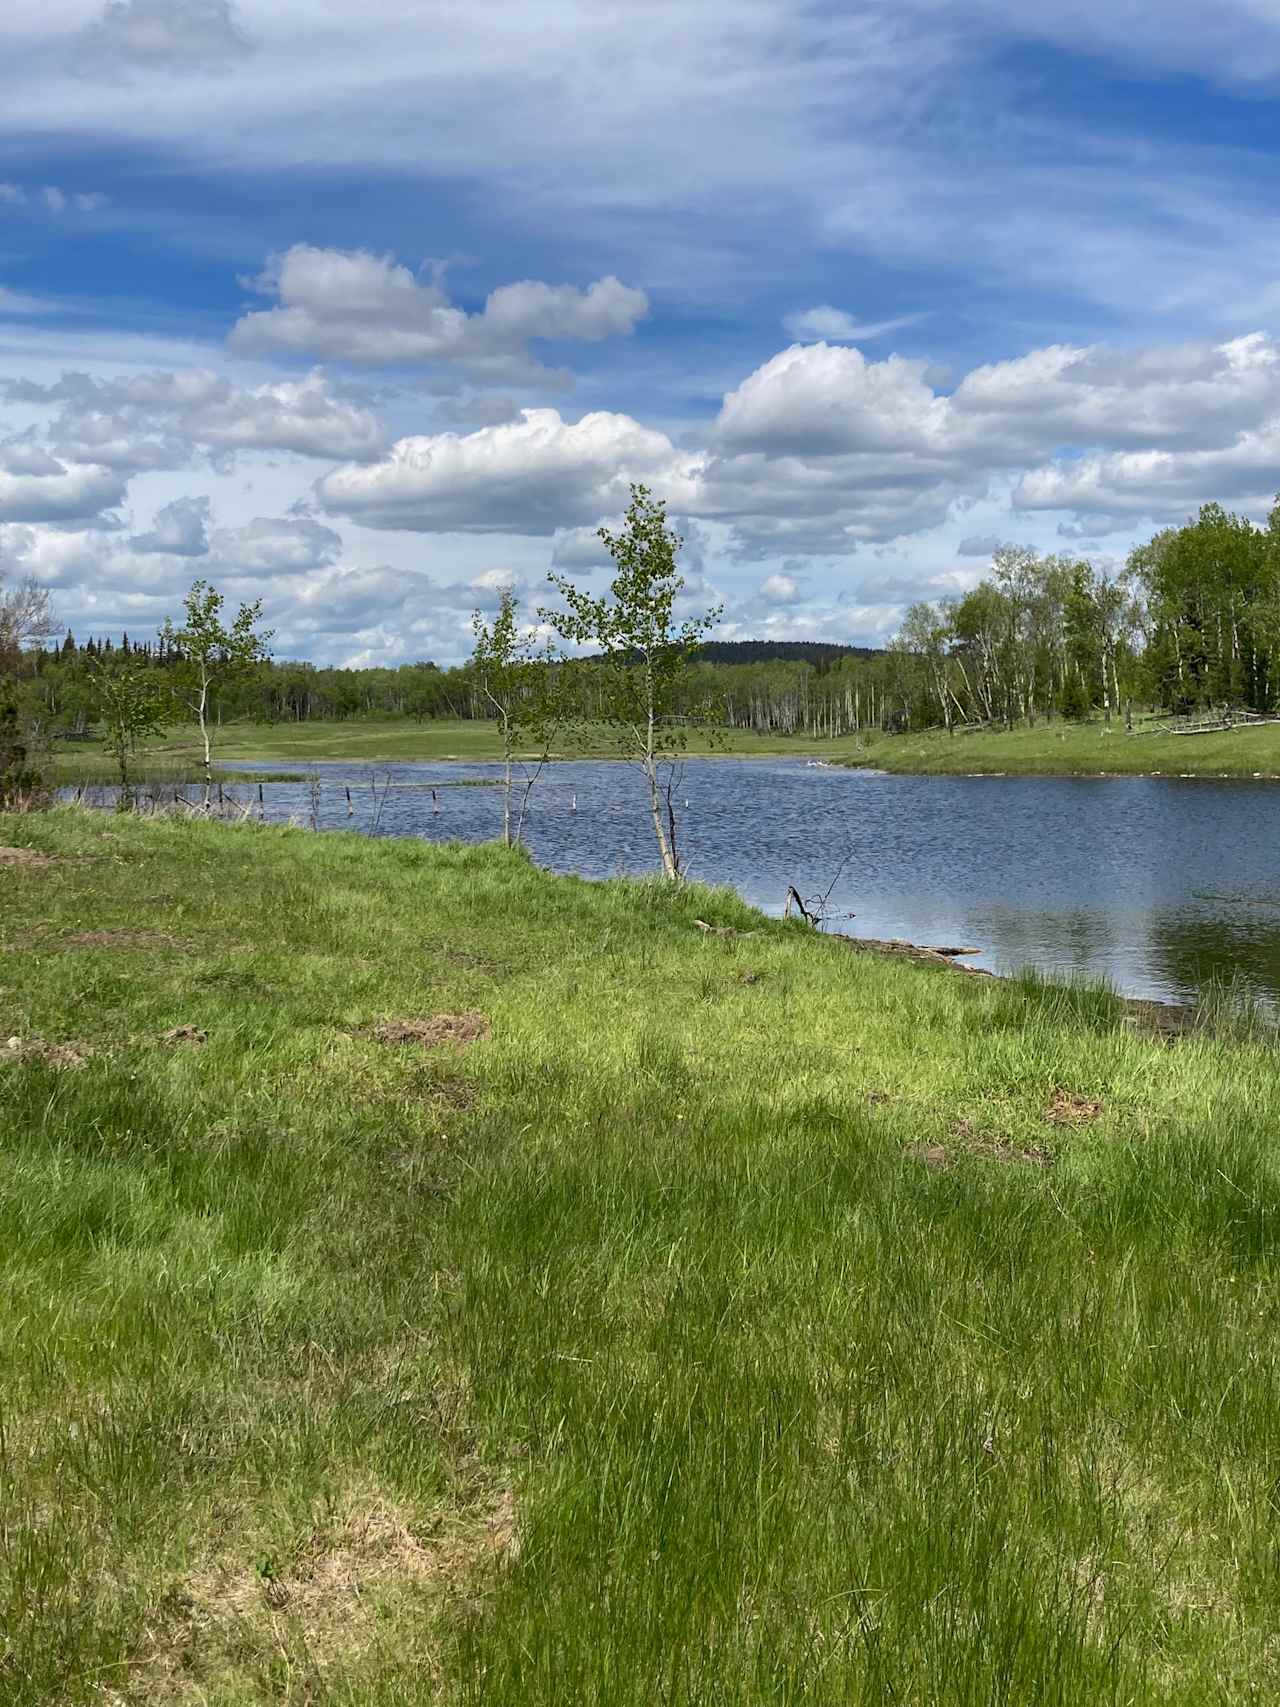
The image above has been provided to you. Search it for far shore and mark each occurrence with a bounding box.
[48,711,1280,785]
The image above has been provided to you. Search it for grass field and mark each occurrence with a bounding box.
[847,717,1280,778]
[50,718,858,786]
[5,807,1280,1700]
[50,712,1280,787]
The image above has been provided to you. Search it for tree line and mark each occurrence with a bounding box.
[7,490,1280,855]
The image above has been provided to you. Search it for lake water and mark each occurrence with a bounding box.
[207,757,1280,1009]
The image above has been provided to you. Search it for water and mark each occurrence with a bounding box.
[196,758,1280,1009]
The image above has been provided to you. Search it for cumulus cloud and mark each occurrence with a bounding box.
[79,0,254,74]
[0,523,109,590]
[550,524,614,571]
[0,437,125,524]
[316,329,1280,559]
[760,572,803,604]
[783,306,924,343]
[208,515,343,576]
[131,494,211,555]
[231,246,648,379]
[318,407,694,533]
[956,534,1009,557]
[7,367,387,469]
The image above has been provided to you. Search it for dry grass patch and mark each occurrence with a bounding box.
[136,1485,518,1702]
[160,1025,208,1047]
[0,845,63,868]
[62,929,186,950]
[1045,1090,1105,1126]
[2,1034,90,1068]
[365,1013,491,1049]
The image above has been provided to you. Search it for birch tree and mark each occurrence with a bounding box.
[163,580,272,805]
[470,587,564,848]
[544,484,721,879]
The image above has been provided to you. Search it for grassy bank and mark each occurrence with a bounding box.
[51,712,1280,786]
[49,717,864,784]
[846,717,1280,778]
[6,810,1280,1700]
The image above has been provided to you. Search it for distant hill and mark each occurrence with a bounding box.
[691,639,884,667]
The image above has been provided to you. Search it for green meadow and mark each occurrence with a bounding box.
[5,808,1280,1701]
[50,712,1280,788]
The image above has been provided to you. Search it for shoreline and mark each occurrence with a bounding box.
[828,931,1211,1038]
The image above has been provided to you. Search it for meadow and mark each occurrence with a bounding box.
[847,716,1280,778]
[49,712,1280,788]
[5,808,1280,1701]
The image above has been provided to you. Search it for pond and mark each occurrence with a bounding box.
[202,757,1280,1010]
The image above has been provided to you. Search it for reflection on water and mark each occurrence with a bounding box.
[186,758,1280,1009]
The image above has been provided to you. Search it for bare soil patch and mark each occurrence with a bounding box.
[3,1035,89,1068]
[161,1025,207,1046]
[365,1012,491,1048]
[907,1119,1052,1171]
[0,845,62,868]
[1045,1090,1105,1126]
[63,929,183,949]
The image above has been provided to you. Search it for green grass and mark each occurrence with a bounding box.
[52,711,1280,787]
[50,717,867,784]
[846,717,1280,778]
[5,809,1280,1700]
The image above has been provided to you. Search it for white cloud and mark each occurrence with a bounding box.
[0,522,108,589]
[0,437,125,524]
[8,367,387,469]
[130,493,210,555]
[319,329,1280,558]
[783,306,924,343]
[230,246,648,378]
[0,182,106,215]
[760,572,802,604]
[318,407,694,533]
[208,515,343,575]
[79,0,253,74]
[550,523,614,571]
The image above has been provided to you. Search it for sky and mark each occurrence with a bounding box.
[3,1,1280,666]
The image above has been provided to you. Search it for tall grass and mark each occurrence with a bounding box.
[3,809,1280,1700]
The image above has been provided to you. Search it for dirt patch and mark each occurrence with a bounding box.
[63,929,183,949]
[161,1025,207,1046]
[906,1143,951,1171]
[3,1034,89,1068]
[831,933,995,974]
[140,1486,517,1700]
[1121,998,1205,1041]
[826,931,1219,1038]
[0,845,62,868]
[907,1121,1052,1171]
[365,1012,491,1049]
[1045,1090,1104,1126]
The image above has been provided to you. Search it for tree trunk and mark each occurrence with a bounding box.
[644,750,678,878]
[197,670,213,806]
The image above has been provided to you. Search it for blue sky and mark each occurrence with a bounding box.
[3,0,1280,663]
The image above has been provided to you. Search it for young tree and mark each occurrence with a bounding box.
[470,587,564,848]
[0,572,54,672]
[543,484,721,879]
[89,661,172,810]
[163,580,272,804]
